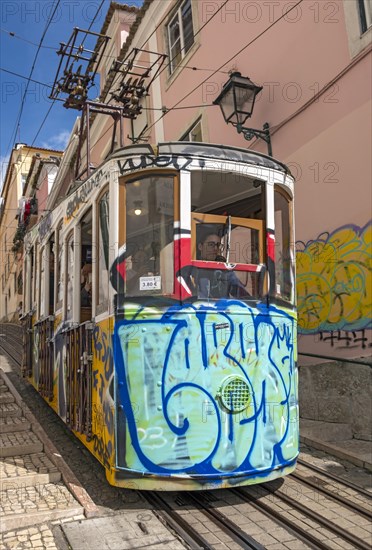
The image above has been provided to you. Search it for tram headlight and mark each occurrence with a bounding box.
[217,375,251,413]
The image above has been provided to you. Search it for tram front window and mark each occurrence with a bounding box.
[124,174,174,296]
[189,171,266,300]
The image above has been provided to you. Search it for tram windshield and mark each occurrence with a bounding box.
[189,171,266,300]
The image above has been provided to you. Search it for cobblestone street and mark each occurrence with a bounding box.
[1,350,371,550]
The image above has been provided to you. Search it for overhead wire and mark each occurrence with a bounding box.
[0,68,52,89]
[0,67,217,112]
[90,0,230,153]
[139,0,304,140]
[108,0,229,103]
[1,25,230,76]
[3,0,61,160]
[0,0,106,202]
[1,0,230,176]
[0,27,56,49]
[79,0,302,162]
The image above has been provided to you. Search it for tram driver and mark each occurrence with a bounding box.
[195,227,250,300]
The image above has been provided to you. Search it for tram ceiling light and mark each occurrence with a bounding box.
[128,200,148,216]
[213,72,272,156]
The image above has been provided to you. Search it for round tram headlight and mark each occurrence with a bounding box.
[217,375,251,413]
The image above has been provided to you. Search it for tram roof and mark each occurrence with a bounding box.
[110,142,293,177]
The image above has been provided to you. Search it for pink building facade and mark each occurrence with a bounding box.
[81,0,371,361]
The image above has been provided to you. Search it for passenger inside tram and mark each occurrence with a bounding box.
[81,262,92,307]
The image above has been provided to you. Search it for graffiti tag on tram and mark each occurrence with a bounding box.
[65,168,108,222]
[117,154,205,175]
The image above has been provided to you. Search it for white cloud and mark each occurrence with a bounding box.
[41,130,71,151]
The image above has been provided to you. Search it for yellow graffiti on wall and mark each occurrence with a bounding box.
[296,221,371,334]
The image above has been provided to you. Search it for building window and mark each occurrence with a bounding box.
[358,0,372,33]
[180,118,202,142]
[21,173,28,194]
[167,0,194,73]
[343,0,372,57]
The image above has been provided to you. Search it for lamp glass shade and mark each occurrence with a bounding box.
[214,72,262,127]
[218,87,236,125]
[233,84,257,125]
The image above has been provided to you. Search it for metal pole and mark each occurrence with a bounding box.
[86,102,91,178]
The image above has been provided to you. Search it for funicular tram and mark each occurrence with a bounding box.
[22,142,298,490]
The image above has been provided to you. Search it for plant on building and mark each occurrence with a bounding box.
[12,224,26,253]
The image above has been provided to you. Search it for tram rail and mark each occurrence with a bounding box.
[1,323,371,550]
[297,456,372,498]
[185,491,266,550]
[147,491,266,550]
[255,479,371,550]
[0,323,22,366]
[229,488,330,550]
[290,469,372,520]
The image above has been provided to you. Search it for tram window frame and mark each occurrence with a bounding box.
[119,170,179,298]
[29,246,34,312]
[80,208,93,323]
[39,244,47,319]
[191,213,265,299]
[188,171,267,300]
[48,234,55,316]
[274,185,295,305]
[32,242,40,316]
[96,187,110,315]
[55,222,64,311]
[65,231,75,322]
[25,246,34,313]
[191,213,264,265]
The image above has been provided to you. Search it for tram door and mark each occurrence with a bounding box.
[65,209,93,438]
[65,324,93,438]
[22,245,34,378]
[38,236,55,400]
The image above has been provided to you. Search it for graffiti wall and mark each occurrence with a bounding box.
[112,301,298,490]
[296,222,372,346]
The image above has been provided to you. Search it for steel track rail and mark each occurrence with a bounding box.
[232,488,332,550]
[298,457,372,497]
[186,492,266,550]
[0,341,22,367]
[261,482,371,550]
[290,470,372,520]
[145,492,213,550]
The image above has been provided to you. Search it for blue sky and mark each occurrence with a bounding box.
[0,0,143,186]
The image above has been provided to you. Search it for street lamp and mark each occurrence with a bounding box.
[213,72,272,156]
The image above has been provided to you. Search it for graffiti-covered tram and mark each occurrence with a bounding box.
[22,142,298,490]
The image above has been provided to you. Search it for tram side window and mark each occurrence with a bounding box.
[97,191,109,310]
[274,187,294,304]
[39,246,46,318]
[124,175,174,296]
[29,246,34,311]
[48,235,55,315]
[56,223,63,310]
[66,233,74,321]
[33,243,38,311]
[80,209,92,322]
